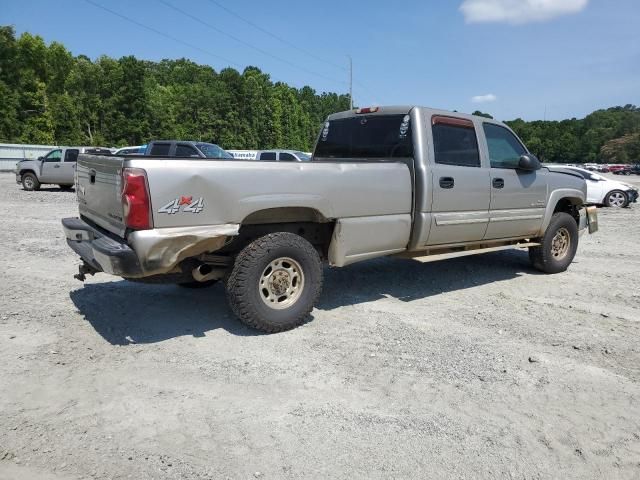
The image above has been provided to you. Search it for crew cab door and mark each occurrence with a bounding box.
[481,123,547,239]
[426,116,490,245]
[40,149,63,183]
[60,148,79,184]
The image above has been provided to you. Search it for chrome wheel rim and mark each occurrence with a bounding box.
[259,257,304,310]
[608,192,626,207]
[23,176,34,189]
[551,227,571,260]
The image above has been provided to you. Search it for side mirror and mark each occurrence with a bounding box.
[518,154,541,171]
[37,156,43,161]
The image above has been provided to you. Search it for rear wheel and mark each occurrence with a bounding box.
[604,190,628,208]
[21,173,40,191]
[529,212,579,274]
[225,232,323,333]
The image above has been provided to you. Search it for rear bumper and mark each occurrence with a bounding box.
[62,217,240,278]
[62,217,143,277]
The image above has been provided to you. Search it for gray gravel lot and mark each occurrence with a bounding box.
[1,172,639,480]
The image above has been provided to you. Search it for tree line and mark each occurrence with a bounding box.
[0,26,349,151]
[1,26,638,163]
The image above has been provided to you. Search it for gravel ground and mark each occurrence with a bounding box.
[1,172,639,480]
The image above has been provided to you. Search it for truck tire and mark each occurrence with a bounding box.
[529,212,579,274]
[22,173,40,191]
[604,190,628,208]
[226,232,323,333]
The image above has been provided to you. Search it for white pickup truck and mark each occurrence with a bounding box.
[62,106,597,332]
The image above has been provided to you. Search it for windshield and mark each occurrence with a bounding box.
[295,151,311,161]
[313,114,413,160]
[196,143,234,159]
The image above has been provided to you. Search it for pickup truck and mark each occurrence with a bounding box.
[16,146,109,191]
[145,140,234,159]
[62,106,598,332]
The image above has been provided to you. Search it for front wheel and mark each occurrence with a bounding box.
[604,190,628,208]
[21,173,40,191]
[225,232,323,333]
[529,212,579,274]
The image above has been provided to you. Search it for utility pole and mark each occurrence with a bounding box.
[348,55,353,110]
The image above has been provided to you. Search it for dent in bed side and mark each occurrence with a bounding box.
[127,224,240,277]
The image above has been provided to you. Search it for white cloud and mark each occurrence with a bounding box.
[460,0,588,24]
[471,93,497,103]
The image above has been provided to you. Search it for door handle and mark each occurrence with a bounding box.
[492,178,504,189]
[439,177,455,189]
[54,165,60,168]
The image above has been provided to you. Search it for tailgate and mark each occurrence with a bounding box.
[76,154,126,237]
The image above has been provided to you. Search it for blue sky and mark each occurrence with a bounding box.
[2,0,639,121]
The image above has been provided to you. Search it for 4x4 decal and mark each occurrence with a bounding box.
[158,196,204,214]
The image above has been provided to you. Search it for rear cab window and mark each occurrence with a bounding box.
[149,143,171,156]
[313,114,413,161]
[431,116,480,167]
[64,149,79,162]
[175,144,200,157]
[259,152,277,161]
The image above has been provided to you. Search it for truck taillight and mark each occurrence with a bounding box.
[121,168,152,230]
[355,106,379,114]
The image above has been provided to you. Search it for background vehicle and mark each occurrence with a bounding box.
[548,165,639,207]
[227,150,312,161]
[63,106,596,333]
[255,150,311,161]
[15,146,107,191]
[114,145,144,155]
[609,165,631,175]
[145,141,233,159]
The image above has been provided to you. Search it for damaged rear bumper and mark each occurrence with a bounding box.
[62,217,239,278]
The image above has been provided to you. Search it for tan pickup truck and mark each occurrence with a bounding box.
[62,106,598,332]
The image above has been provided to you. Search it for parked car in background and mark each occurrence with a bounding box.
[254,150,311,162]
[609,165,631,175]
[227,150,312,161]
[15,146,108,191]
[145,141,233,159]
[114,145,144,155]
[612,167,632,175]
[547,165,639,207]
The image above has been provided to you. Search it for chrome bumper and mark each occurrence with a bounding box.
[579,206,598,235]
[62,217,239,278]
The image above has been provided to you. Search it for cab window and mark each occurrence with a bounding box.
[149,143,171,156]
[432,117,480,167]
[175,144,199,157]
[259,152,277,161]
[279,152,296,161]
[64,149,79,162]
[44,149,62,162]
[483,123,526,169]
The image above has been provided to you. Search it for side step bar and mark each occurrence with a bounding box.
[397,241,540,263]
